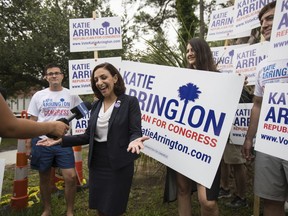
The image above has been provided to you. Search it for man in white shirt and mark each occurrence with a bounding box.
[28,63,82,216]
[242,2,288,216]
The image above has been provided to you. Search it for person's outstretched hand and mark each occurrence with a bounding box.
[36,138,62,146]
[127,136,150,154]
[241,139,255,161]
[49,121,69,138]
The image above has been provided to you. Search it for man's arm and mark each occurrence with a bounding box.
[242,96,262,160]
[0,95,68,139]
[25,115,38,155]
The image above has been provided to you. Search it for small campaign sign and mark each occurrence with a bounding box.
[69,17,122,52]
[211,44,248,73]
[230,103,253,145]
[233,0,275,34]
[232,41,269,85]
[255,83,288,160]
[206,6,251,41]
[268,0,288,61]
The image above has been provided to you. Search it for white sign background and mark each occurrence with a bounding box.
[233,0,275,34]
[255,83,288,160]
[269,0,288,61]
[69,17,122,52]
[120,60,244,188]
[206,6,251,42]
[233,41,269,85]
[211,44,248,73]
[230,103,253,145]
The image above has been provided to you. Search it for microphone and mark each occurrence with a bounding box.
[67,101,92,122]
[46,101,92,139]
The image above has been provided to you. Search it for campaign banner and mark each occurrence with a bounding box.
[269,0,288,61]
[206,6,251,41]
[230,103,253,145]
[69,57,121,95]
[233,41,269,85]
[233,0,275,34]
[211,44,248,73]
[120,60,244,188]
[254,83,288,160]
[69,17,122,52]
[0,159,5,201]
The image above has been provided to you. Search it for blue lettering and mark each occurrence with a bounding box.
[75,120,88,129]
[278,13,288,30]
[123,71,155,89]
[265,107,288,124]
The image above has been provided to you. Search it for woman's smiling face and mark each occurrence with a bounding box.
[186,43,196,68]
[94,67,118,98]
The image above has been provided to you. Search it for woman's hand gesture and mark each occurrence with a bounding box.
[36,138,62,146]
[127,136,150,154]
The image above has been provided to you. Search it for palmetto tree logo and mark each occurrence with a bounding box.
[102,21,110,28]
[176,83,202,124]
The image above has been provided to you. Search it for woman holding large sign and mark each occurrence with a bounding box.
[176,38,221,216]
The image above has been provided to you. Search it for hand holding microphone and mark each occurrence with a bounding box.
[46,101,92,139]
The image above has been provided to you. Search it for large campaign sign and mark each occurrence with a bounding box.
[269,0,288,61]
[233,0,275,34]
[120,60,244,188]
[69,57,121,95]
[230,103,253,145]
[211,44,248,73]
[254,83,288,160]
[206,6,251,41]
[69,17,122,52]
[233,41,269,85]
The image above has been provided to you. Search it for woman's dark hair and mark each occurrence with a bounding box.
[187,38,218,72]
[258,1,276,21]
[91,62,126,100]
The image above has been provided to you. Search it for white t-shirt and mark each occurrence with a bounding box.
[254,58,288,97]
[28,87,82,126]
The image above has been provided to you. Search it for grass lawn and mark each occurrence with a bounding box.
[0,138,281,216]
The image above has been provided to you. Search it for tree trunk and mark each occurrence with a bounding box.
[199,0,205,38]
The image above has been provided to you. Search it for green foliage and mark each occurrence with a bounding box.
[138,24,189,68]
[175,0,199,42]
[0,0,130,97]
[0,145,262,216]
[0,0,217,97]
[139,33,182,67]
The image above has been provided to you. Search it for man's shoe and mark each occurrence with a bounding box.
[218,187,231,198]
[226,195,248,208]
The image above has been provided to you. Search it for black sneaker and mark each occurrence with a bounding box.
[218,187,231,198]
[226,196,248,208]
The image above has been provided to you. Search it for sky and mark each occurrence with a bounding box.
[103,0,222,51]
[104,0,179,51]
